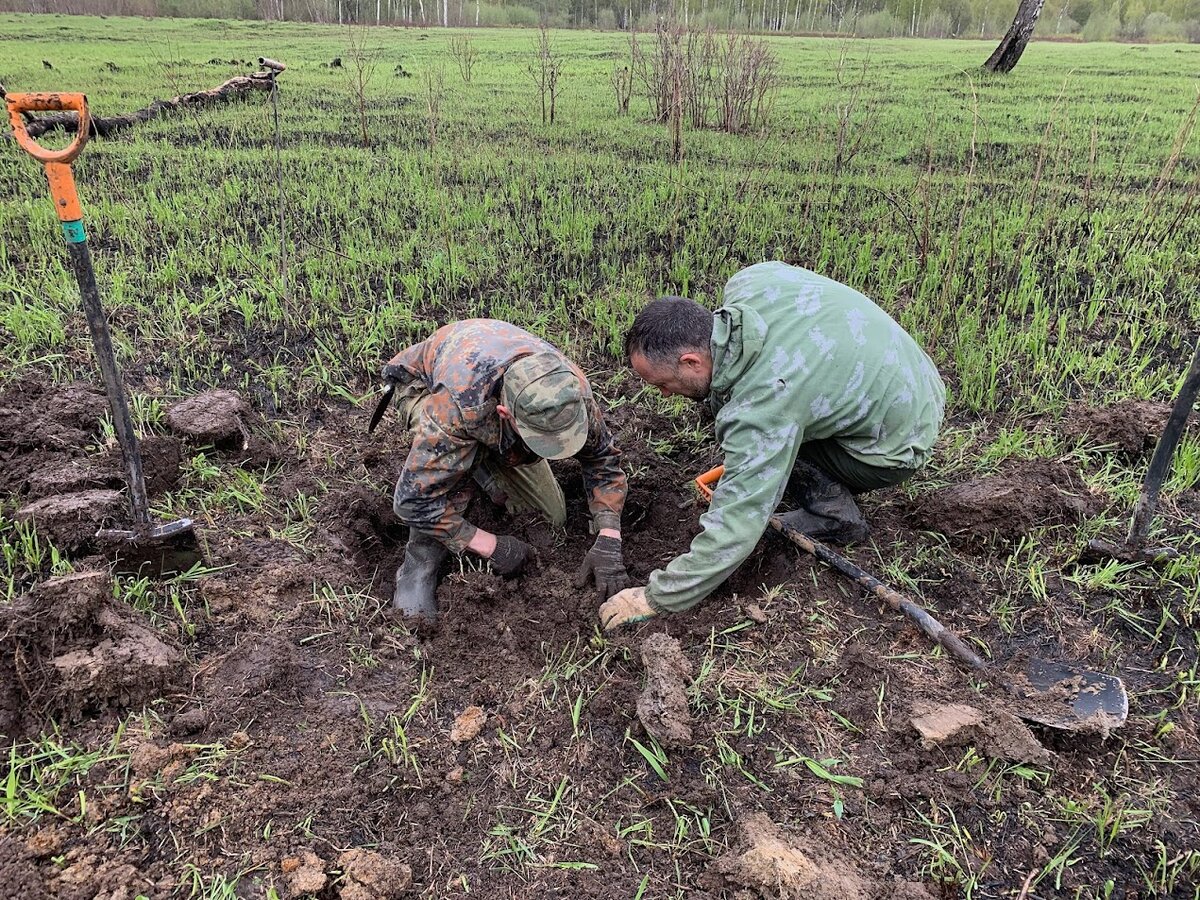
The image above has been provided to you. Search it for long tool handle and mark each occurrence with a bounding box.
[1127,338,1200,548]
[768,516,988,671]
[67,242,152,528]
[8,91,152,529]
[695,464,988,672]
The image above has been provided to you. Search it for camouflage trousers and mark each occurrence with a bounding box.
[394,383,567,527]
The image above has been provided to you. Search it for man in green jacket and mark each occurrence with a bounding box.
[600,261,945,631]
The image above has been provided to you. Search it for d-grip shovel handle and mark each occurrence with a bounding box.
[6,92,90,226]
[6,92,91,163]
[694,464,989,671]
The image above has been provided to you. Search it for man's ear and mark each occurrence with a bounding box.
[679,352,705,370]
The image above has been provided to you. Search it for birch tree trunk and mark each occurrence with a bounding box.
[983,0,1046,72]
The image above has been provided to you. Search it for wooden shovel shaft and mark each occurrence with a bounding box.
[769,516,990,671]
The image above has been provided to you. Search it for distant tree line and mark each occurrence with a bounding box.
[4,0,1200,41]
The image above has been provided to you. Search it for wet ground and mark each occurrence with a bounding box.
[1,380,1196,899]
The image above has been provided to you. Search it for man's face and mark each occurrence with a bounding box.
[630,351,712,400]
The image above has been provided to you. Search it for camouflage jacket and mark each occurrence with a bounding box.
[389,320,626,552]
[647,262,946,613]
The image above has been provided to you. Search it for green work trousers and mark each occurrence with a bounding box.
[795,439,918,494]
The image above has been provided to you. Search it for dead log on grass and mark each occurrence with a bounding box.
[1,69,279,141]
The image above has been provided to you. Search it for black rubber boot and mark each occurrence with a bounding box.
[778,461,870,546]
[392,532,448,618]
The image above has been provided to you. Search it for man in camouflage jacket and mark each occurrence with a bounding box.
[600,261,946,630]
[379,319,629,617]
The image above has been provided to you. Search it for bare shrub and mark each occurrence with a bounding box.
[611,63,632,115]
[630,22,778,136]
[715,31,779,134]
[425,65,446,151]
[629,20,678,124]
[448,34,477,83]
[345,23,380,147]
[527,23,563,125]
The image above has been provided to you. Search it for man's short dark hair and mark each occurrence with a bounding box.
[624,296,713,363]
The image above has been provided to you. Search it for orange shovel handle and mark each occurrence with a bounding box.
[694,465,725,504]
[6,91,91,163]
[6,92,90,223]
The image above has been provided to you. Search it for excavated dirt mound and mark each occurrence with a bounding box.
[1066,399,1172,456]
[0,381,107,454]
[0,381,108,496]
[908,458,1104,545]
[0,571,183,744]
[14,489,125,551]
[14,434,181,502]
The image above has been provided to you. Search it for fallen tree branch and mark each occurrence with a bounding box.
[1,70,278,141]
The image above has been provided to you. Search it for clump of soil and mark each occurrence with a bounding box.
[21,435,182,502]
[711,813,870,900]
[14,489,124,552]
[281,849,327,898]
[166,389,248,446]
[909,458,1102,545]
[637,633,694,747]
[449,705,486,743]
[910,700,1050,765]
[0,381,106,457]
[24,457,115,500]
[0,571,184,743]
[0,380,105,500]
[337,848,412,900]
[1067,399,1171,456]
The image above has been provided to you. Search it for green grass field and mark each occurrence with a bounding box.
[3,17,1200,412]
[2,15,1200,900]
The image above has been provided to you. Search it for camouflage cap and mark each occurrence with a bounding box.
[502,351,589,460]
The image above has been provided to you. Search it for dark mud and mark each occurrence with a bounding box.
[908,458,1104,545]
[0,383,1196,899]
[0,571,184,744]
[1066,399,1173,456]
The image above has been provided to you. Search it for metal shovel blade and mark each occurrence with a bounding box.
[1015,657,1129,734]
[97,518,205,576]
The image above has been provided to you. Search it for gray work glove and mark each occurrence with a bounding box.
[574,535,631,601]
[490,535,533,577]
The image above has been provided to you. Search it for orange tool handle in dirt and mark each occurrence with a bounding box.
[694,464,988,671]
[8,90,155,530]
[5,92,91,222]
[694,465,724,502]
